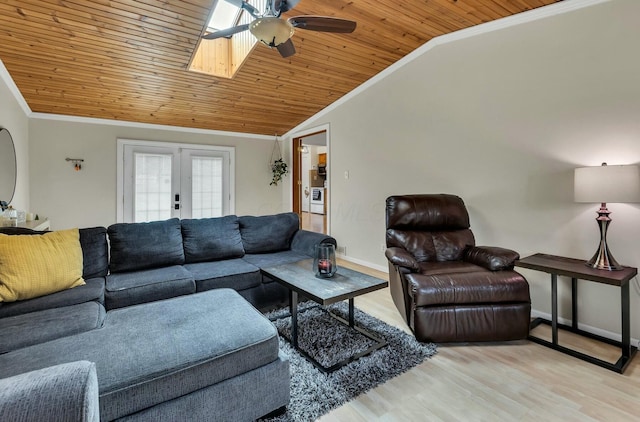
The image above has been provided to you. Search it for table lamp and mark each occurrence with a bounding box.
[574,163,640,270]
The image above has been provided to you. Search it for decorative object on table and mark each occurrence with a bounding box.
[2,206,18,227]
[65,157,84,171]
[261,302,437,422]
[269,136,288,186]
[574,162,640,270]
[313,243,337,278]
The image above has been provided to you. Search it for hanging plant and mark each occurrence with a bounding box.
[269,135,289,186]
[270,158,289,186]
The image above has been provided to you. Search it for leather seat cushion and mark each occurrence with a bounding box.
[406,269,530,307]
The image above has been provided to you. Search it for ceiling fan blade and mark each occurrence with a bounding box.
[288,16,356,33]
[202,24,250,40]
[274,0,301,14]
[225,0,261,18]
[277,38,296,58]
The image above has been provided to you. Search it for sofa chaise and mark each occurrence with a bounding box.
[0,212,336,421]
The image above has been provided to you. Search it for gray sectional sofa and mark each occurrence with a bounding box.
[0,212,336,421]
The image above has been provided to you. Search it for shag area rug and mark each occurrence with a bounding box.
[260,302,437,422]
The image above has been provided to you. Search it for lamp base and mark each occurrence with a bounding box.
[585,203,624,271]
[585,248,624,271]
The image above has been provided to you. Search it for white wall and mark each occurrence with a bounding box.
[289,0,640,339]
[28,118,285,230]
[0,61,29,212]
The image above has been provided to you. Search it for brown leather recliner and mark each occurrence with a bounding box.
[385,194,531,343]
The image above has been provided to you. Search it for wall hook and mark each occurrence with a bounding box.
[66,157,84,171]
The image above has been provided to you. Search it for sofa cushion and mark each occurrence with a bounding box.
[79,227,109,279]
[405,270,531,307]
[0,289,281,422]
[0,361,99,422]
[108,218,184,273]
[0,229,85,302]
[105,265,195,310]
[0,302,106,354]
[185,259,260,292]
[239,212,299,254]
[0,277,105,319]
[181,216,245,263]
[0,227,108,280]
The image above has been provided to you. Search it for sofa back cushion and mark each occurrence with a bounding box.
[108,218,184,273]
[0,227,108,279]
[239,213,299,254]
[181,216,245,263]
[0,229,85,302]
[79,227,109,279]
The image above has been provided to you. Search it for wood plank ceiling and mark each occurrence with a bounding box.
[0,0,561,136]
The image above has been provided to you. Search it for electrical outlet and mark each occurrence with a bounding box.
[380,243,386,252]
[337,246,346,255]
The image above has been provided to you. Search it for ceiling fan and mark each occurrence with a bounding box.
[202,0,357,58]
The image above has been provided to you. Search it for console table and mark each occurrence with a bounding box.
[516,253,637,373]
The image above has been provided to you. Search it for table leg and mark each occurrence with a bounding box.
[551,273,558,345]
[290,290,299,349]
[622,282,631,358]
[572,277,578,330]
[349,298,355,327]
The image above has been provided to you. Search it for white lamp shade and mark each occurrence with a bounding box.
[249,17,294,47]
[574,164,640,203]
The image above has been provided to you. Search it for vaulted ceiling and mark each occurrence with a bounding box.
[0,0,560,136]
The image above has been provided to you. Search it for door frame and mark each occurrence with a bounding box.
[116,138,235,223]
[289,123,330,235]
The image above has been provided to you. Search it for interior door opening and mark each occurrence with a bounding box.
[292,131,327,234]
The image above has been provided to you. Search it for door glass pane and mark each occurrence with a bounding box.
[191,156,223,218]
[134,153,172,222]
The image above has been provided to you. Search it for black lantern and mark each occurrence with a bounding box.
[314,243,337,278]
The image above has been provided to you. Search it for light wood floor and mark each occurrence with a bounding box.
[301,211,327,234]
[318,260,640,422]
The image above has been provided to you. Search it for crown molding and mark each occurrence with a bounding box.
[283,0,610,138]
[28,112,275,140]
[0,59,32,117]
[0,61,272,140]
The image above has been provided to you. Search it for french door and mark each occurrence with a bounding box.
[117,140,234,223]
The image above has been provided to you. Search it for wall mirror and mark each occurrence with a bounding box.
[0,128,17,206]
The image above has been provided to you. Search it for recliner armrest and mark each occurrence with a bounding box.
[385,247,420,272]
[464,246,520,271]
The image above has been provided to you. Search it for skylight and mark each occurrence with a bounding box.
[207,0,241,32]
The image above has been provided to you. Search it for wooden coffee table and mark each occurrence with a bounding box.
[261,259,389,373]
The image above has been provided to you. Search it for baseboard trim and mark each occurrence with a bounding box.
[337,254,388,274]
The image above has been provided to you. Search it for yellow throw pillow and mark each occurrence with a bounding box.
[0,228,85,302]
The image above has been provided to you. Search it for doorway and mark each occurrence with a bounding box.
[292,130,328,234]
[117,139,234,223]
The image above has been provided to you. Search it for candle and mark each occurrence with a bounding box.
[318,258,332,275]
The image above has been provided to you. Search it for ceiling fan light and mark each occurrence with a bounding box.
[249,17,294,47]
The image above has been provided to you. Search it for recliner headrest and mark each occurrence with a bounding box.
[385,194,470,231]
